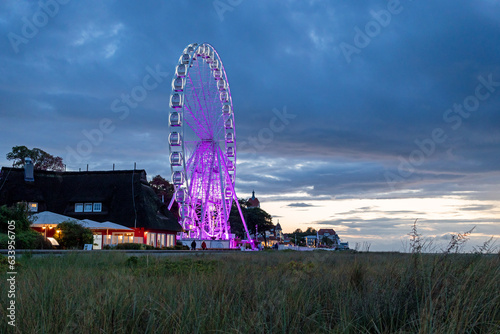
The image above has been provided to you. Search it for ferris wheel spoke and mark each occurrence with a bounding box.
[208,75,222,137]
[184,83,208,138]
[187,65,209,123]
[187,60,211,132]
[184,104,209,138]
[213,115,226,143]
[197,61,217,136]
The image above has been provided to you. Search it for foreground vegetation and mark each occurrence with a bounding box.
[0,250,499,333]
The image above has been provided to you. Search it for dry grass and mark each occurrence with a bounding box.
[1,249,499,333]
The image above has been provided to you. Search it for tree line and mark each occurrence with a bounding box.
[5,145,64,171]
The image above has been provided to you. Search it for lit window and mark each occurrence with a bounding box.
[75,203,83,212]
[93,203,102,212]
[84,203,93,212]
[28,202,38,212]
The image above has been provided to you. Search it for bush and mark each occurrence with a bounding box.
[54,221,93,249]
[0,254,8,268]
[0,204,34,233]
[114,243,156,250]
[0,230,52,249]
[17,230,53,249]
[114,243,142,250]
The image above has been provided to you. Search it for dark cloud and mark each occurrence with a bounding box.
[459,205,495,211]
[286,203,316,208]
[1,0,499,251]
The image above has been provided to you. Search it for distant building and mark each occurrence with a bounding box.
[0,166,182,248]
[317,228,349,250]
[266,222,283,241]
[247,190,260,208]
[318,228,340,245]
[304,235,317,247]
[255,222,284,247]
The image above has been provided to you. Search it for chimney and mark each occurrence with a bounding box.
[24,158,34,182]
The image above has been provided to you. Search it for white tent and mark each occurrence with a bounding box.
[80,219,133,231]
[32,212,132,231]
[31,212,134,250]
[32,211,79,227]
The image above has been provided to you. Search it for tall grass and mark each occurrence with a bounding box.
[0,250,499,333]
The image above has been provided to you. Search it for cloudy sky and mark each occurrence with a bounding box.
[1,0,499,251]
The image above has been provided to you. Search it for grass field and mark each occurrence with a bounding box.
[1,250,499,333]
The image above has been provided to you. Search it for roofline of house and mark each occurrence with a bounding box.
[1,167,147,176]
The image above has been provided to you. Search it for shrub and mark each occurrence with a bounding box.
[114,243,156,250]
[17,230,53,249]
[54,221,93,249]
[0,230,52,249]
[0,204,33,233]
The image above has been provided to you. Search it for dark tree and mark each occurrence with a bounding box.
[228,199,249,238]
[6,146,31,167]
[0,204,32,233]
[229,198,273,240]
[0,204,52,249]
[148,175,178,217]
[305,227,317,235]
[291,227,318,246]
[149,175,175,200]
[55,220,93,249]
[6,146,64,171]
[322,235,334,246]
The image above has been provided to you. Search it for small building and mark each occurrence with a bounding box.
[265,222,283,241]
[318,228,340,245]
[304,235,318,247]
[0,166,182,248]
[317,228,349,250]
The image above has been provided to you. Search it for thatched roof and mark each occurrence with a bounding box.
[0,167,182,232]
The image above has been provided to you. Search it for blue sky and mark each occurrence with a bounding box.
[1,0,499,251]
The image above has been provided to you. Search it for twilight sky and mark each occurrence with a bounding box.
[1,0,499,251]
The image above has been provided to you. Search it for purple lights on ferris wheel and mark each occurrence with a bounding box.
[168,43,251,242]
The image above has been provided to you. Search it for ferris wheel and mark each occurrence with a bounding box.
[168,43,251,241]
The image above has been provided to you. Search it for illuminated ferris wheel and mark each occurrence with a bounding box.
[168,43,250,241]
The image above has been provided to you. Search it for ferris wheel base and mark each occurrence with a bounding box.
[176,237,256,250]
